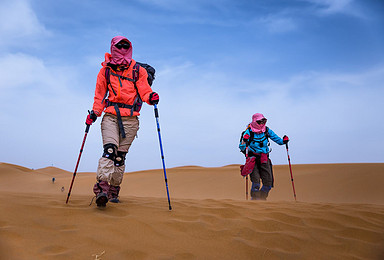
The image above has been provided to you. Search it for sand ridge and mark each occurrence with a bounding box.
[0,162,384,259]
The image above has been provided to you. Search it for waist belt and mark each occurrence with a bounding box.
[106,101,134,138]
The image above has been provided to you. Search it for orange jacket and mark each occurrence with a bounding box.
[92,53,153,117]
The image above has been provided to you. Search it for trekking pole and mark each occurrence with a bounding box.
[66,122,91,204]
[153,104,172,210]
[285,143,297,201]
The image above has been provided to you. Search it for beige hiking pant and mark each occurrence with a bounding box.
[96,113,139,185]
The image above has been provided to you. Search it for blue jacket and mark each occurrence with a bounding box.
[239,127,284,154]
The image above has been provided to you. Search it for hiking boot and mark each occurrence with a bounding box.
[93,181,110,207]
[108,185,121,203]
[259,186,271,201]
[250,182,261,200]
[109,197,120,203]
[96,192,108,207]
[259,191,268,200]
[250,190,260,200]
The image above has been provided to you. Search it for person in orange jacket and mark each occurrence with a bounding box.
[86,36,159,207]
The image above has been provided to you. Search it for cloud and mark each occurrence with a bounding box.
[304,0,366,18]
[311,0,353,12]
[0,53,78,96]
[0,52,91,171]
[0,0,49,48]
[258,15,297,34]
[136,0,230,13]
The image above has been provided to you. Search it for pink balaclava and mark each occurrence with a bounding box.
[110,36,132,65]
[249,113,267,133]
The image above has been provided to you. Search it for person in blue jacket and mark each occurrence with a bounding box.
[239,113,289,200]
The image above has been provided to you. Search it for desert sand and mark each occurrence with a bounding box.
[0,162,384,259]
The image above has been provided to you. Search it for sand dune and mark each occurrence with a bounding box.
[0,162,384,259]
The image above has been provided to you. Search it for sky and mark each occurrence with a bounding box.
[0,0,383,173]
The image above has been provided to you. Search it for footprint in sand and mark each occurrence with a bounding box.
[58,224,77,232]
[40,245,68,255]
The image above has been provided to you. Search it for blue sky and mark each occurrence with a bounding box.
[0,0,383,172]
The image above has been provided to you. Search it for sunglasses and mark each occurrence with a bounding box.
[256,119,267,124]
[115,42,130,49]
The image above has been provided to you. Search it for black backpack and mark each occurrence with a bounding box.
[136,62,155,86]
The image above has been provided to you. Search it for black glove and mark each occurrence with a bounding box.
[149,92,159,105]
[283,135,289,144]
[85,110,97,125]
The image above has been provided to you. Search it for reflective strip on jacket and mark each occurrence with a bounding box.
[92,54,153,117]
[239,127,284,154]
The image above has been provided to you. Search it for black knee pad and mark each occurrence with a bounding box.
[102,143,117,160]
[114,151,127,166]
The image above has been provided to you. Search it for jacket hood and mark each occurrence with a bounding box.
[249,113,267,133]
[109,36,132,65]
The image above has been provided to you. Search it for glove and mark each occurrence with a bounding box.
[283,135,289,144]
[86,110,97,125]
[243,134,250,141]
[149,92,159,105]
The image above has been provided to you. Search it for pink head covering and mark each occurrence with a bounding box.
[110,36,132,65]
[249,113,267,133]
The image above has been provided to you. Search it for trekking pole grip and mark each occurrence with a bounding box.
[85,124,90,133]
[154,104,159,118]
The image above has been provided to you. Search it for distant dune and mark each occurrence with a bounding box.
[0,162,383,259]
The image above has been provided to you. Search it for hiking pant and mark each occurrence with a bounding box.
[250,158,274,189]
[96,113,139,186]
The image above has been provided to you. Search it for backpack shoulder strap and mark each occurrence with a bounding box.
[131,63,141,100]
[102,67,115,103]
[133,63,140,82]
[265,127,269,139]
[250,131,255,141]
[105,67,110,86]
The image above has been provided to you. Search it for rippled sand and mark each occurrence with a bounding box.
[1,162,383,259]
